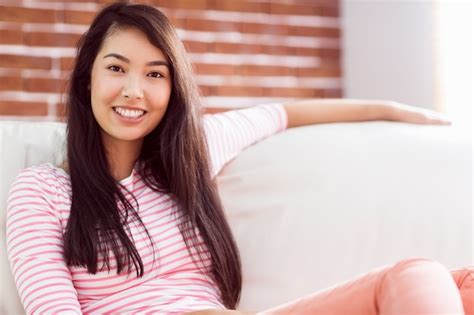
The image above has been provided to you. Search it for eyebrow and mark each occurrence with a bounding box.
[103,53,169,68]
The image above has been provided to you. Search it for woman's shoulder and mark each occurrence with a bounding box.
[7,163,71,227]
[13,162,71,192]
[19,162,69,179]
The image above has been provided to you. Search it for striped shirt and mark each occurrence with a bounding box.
[6,103,288,315]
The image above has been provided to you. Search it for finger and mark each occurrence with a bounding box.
[428,116,452,125]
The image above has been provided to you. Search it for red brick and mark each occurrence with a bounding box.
[56,102,67,118]
[306,0,339,7]
[145,0,167,6]
[0,29,24,45]
[63,9,95,25]
[294,47,341,58]
[266,87,324,98]
[321,6,339,17]
[260,45,294,56]
[198,85,213,96]
[297,67,341,77]
[0,55,52,70]
[322,88,342,98]
[216,42,259,54]
[213,1,271,13]
[194,63,238,76]
[184,18,238,33]
[60,57,76,71]
[0,101,48,116]
[171,0,208,10]
[290,47,312,57]
[292,26,340,38]
[0,76,22,91]
[213,85,265,97]
[169,15,185,28]
[202,107,232,114]
[43,0,90,2]
[319,57,341,69]
[182,40,210,53]
[24,32,82,47]
[270,3,338,17]
[0,6,60,23]
[23,77,66,93]
[241,65,295,77]
[151,0,213,9]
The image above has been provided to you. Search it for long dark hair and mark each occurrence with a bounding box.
[63,1,242,309]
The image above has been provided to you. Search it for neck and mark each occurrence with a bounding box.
[104,138,142,182]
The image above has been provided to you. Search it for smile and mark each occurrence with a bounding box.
[113,106,147,119]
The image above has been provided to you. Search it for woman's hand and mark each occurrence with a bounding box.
[386,101,452,125]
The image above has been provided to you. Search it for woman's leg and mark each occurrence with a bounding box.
[451,266,474,315]
[258,258,465,315]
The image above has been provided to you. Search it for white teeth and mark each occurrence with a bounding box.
[113,107,145,118]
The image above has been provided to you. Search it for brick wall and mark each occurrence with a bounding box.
[0,0,341,120]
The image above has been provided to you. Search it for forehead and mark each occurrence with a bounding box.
[98,27,167,61]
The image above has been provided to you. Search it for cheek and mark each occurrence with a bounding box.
[91,79,121,109]
[148,83,172,109]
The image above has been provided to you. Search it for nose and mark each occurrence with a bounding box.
[121,75,144,99]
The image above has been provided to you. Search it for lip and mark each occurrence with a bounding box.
[112,107,147,123]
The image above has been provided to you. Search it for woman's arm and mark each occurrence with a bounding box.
[6,168,82,314]
[282,98,452,128]
[203,104,286,177]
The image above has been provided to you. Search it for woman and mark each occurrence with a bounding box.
[6,2,472,314]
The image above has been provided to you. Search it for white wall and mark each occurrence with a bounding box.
[341,0,435,109]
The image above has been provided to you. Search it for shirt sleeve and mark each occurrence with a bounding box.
[203,103,288,178]
[6,168,82,314]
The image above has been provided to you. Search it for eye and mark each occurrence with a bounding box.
[107,65,124,73]
[147,71,163,78]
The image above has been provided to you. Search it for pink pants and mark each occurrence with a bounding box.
[259,258,473,315]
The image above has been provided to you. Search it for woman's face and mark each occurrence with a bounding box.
[90,27,172,150]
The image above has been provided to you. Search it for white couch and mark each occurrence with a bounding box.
[1,119,472,314]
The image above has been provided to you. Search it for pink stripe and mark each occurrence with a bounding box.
[43,303,82,314]
[86,288,161,313]
[8,186,60,200]
[6,206,38,221]
[7,199,56,212]
[27,292,79,312]
[34,300,80,314]
[6,216,58,234]
[86,222,192,267]
[74,243,194,290]
[7,228,62,249]
[126,295,184,315]
[17,265,70,292]
[10,255,66,282]
[138,193,173,210]
[22,274,73,297]
[62,228,200,276]
[23,279,76,310]
[10,241,62,259]
[73,259,212,296]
